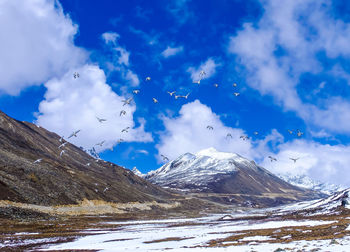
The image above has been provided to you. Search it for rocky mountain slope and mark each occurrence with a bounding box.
[145,148,325,206]
[0,110,173,206]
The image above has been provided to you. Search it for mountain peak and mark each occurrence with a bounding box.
[195,147,239,160]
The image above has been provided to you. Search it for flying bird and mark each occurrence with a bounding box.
[290,157,300,163]
[145,76,151,81]
[287,129,294,134]
[33,158,42,164]
[213,83,219,88]
[233,83,237,87]
[268,156,277,162]
[120,110,126,116]
[207,125,214,130]
[117,138,124,144]
[226,133,232,139]
[58,142,68,149]
[296,129,304,137]
[96,116,107,123]
[73,72,79,79]
[152,98,159,103]
[240,135,249,140]
[253,131,259,135]
[199,70,206,78]
[59,136,64,143]
[122,98,133,106]
[175,93,190,99]
[161,154,169,161]
[132,89,140,94]
[167,91,176,96]
[95,141,105,147]
[121,127,130,133]
[68,130,81,138]
[60,150,66,157]
[193,79,201,85]
[233,92,240,97]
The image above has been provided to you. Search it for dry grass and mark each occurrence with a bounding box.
[0,199,181,216]
[205,210,350,248]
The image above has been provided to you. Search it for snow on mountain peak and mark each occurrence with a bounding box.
[195,147,240,160]
[145,147,256,188]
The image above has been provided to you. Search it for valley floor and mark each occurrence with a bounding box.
[1,200,350,251]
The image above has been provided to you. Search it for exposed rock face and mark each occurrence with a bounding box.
[145,148,325,207]
[0,110,172,206]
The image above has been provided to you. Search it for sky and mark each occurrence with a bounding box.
[1,0,350,186]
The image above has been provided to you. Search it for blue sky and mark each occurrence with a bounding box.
[1,0,350,186]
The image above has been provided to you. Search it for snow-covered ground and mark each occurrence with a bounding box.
[39,215,342,252]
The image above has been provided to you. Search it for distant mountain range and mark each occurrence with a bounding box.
[143,148,324,207]
[278,173,346,195]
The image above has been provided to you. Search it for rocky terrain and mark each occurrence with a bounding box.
[144,148,325,207]
[0,110,176,207]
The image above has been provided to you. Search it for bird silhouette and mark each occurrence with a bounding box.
[145,76,151,81]
[120,110,126,116]
[296,129,304,137]
[96,116,107,123]
[240,135,249,140]
[132,89,140,94]
[167,91,176,96]
[33,158,42,164]
[121,127,130,133]
[152,98,159,103]
[207,125,214,130]
[58,142,68,149]
[290,157,300,163]
[233,92,240,97]
[95,141,105,147]
[68,130,81,138]
[122,98,133,106]
[268,156,277,162]
[73,72,79,79]
[161,154,169,161]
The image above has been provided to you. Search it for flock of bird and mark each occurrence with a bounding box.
[33,70,304,168]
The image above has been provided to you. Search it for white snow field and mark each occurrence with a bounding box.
[40,215,344,252]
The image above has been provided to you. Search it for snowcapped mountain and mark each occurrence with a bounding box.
[132,167,143,177]
[278,173,346,195]
[145,148,324,206]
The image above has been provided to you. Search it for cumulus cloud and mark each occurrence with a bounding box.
[156,100,254,161]
[260,139,350,186]
[102,32,140,87]
[0,0,86,95]
[228,0,350,134]
[36,65,152,151]
[161,46,183,58]
[187,58,219,83]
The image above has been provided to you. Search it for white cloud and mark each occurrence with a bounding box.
[228,0,350,134]
[0,0,86,95]
[187,58,219,83]
[161,46,183,58]
[156,100,350,186]
[36,65,152,151]
[101,32,120,45]
[102,32,140,87]
[156,100,254,161]
[260,139,350,186]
